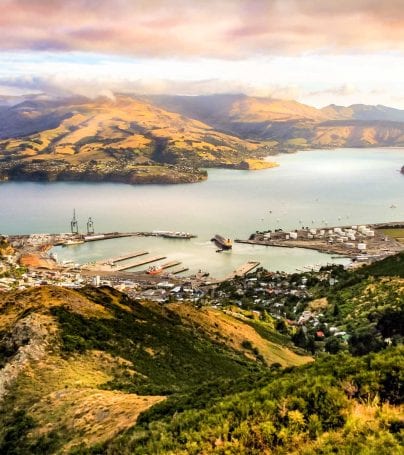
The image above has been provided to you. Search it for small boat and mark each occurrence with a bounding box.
[390,204,397,209]
[63,239,84,246]
[146,265,163,275]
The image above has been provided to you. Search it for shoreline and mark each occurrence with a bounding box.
[237,221,404,262]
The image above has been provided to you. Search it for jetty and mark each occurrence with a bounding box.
[226,261,260,279]
[115,255,167,271]
[161,260,181,269]
[96,250,148,266]
[171,267,189,275]
[139,260,181,273]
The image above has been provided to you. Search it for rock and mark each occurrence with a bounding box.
[0,313,56,401]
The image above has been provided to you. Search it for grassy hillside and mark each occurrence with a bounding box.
[1,93,403,185]
[0,285,308,453]
[150,94,404,147]
[97,346,403,455]
[0,95,275,184]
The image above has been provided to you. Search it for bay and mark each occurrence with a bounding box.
[1,148,403,277]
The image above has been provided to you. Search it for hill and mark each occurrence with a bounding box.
[150,94,404,148]
[1,93,404,184]
[0,285,309,453]
[0,253,403,453]
[0,95,272,184]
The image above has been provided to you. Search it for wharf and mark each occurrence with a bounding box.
[115,255,167,271]
[97,250,148,265]
[161,260,181,269]
[236,220,404,262]
[83,231,197,243]
[139,260,181,273]
[225,261,260,280]
[171,267,189,275]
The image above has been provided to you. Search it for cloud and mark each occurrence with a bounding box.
[0,72,301,101]
[1,0,404,58]
[308,84,358,98]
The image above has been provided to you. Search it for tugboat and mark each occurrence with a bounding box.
[63,239,85,246]
[146,265,163,275]
[212,234,233,250]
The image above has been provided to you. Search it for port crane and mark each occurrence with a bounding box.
[87,217,95,235]
[70,209,79,234]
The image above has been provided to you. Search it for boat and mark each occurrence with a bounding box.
[161,232,196,239]
[146,265,163,275]
[63,239,84,246]
[212,234,233,250]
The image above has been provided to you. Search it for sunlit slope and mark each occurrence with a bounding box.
[150,94,404,147]
[0,95,263,167]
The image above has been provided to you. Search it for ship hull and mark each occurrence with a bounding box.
[212,235,232,250]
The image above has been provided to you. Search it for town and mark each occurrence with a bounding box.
[1,220,403,357]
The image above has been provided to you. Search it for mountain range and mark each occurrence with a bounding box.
[0,93,403,184]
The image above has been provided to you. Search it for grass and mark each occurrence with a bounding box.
[380,228,404,243]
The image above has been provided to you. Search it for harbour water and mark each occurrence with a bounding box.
[1,148,403,277]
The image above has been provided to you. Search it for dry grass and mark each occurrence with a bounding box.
[309,297,329,312]
[0,286,113,328]
[32,388,164,452]
[380,228,404,244]
[167,303,312,367]
[0,95,262,166]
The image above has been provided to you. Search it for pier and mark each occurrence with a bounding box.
[115,255,167,271]
[138,260,181,273]
[171,267,189,275]
[160,260,181,269]
[226,261,260,279]
[96,250,148,265]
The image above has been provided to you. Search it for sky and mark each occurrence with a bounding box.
[0,0,404,107]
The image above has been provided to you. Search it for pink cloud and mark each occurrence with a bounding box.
[0,0,403,58]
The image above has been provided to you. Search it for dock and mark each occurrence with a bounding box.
[236,220,404,262]
[115,255,167,271]
[171,267,189,275]
[227,261,260,279]
[161,260,181,269]
[97,250,148,265]
[139,260,181,273]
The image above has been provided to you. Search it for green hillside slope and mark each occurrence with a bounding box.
[0,285,307,453]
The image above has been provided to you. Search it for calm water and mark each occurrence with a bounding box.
[1,148,403,277]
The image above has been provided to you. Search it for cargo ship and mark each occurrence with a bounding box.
[212,234,233,250]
